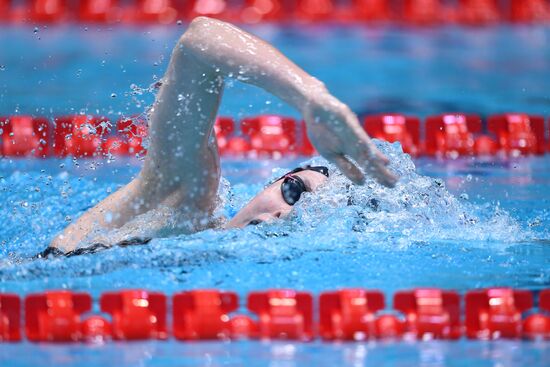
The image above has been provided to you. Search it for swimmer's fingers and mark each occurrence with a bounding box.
[351,141,398,188]
[326,153,365,185]
[367,159,398,188]
[376,150,390,166]
[340,112,394,180]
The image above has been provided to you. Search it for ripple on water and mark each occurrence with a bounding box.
[0,141,543,293]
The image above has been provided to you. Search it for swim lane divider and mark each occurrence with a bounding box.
[0,288,549,342]
[0,113,549,160]
[1,0,550,26]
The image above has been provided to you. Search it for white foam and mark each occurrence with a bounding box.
[228,140,526,246]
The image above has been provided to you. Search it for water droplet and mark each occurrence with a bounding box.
[111,93,117,98]
[177,20,183,25]
[177,94,184,101]
[33,27,39,34]
[0,65,5,71]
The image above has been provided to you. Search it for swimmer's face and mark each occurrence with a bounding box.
[226,170,329,228]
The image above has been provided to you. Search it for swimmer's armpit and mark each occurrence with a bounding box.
[35,237,152,259]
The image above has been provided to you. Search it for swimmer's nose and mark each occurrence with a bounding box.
[273,207,294,220]
[251,213,275,224]
[247,211,286,226]
[265,210,289,221]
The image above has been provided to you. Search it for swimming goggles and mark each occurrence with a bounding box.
[277,165,329,206]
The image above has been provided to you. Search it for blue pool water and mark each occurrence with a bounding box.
[1,23,549,366]
[1,24,550,118]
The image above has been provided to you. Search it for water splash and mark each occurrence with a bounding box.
[287,141,523,245]
[0,141,541,293]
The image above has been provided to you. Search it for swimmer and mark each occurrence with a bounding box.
[42,17,397,256]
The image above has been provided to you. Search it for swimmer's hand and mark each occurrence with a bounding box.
[302,91,398,187]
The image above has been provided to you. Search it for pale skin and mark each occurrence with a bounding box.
[49,17,397,254]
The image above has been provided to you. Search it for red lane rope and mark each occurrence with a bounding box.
[1,0,550,25]
[1,287,549,342]
[0,113,549,159]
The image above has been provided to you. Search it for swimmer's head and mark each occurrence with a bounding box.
[226,166,329,228]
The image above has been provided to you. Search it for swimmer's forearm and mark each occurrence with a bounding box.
[177,18,397,187]
[179,17,326,113]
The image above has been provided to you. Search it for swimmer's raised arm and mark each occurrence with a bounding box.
[179,17,397,186]
[48,16,396,254]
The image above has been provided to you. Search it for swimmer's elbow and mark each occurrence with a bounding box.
[180,16,217,43]
[189,16,217,28]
